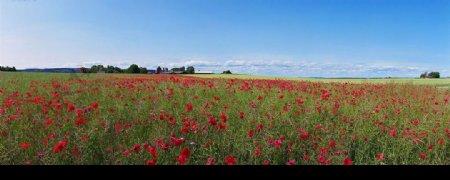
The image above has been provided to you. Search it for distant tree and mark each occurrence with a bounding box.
[114,66,123,73]
[420,72,427,78]
[80,67,89,73]
[429,72,440,78]
[156,66,162,74]
[222,70,232,74]
[186,66,195,74]
[421,72,440,78]
[171,66,186,73]
[0,66,17,72]
[127,64,140,74]
[139,67,148,74]
[98,65,104,72]
[105,65,115,73]
[89,65,98,73]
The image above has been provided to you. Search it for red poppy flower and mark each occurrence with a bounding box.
[91,102,99,108]
[216,123,227,130]
[317,156,327,164]
[123,150,131,156]
[420,153,426,160]
[225,156,236,165]
[206,157,216,165]
[247,101,257,108]
[114,124,121,132]
[389,129,396,137]
[329,139,336,148]
[303,155,309,161]
[413,138,421,144]
[377,153,384,161]
[254,148,261,157]
[132,144,141,154]
[20,142,30,149]
[300,132,309,140]
[76,109,83,117]
[220,112,228,123]
[185,103,193,112]
[75,117,86,126]
[296,97,304,105]
[273,139,282,148]
[262,160,270,165]
[257,95,263,101]
[72,147,80,158]
[146,159,156,165]
[181,127,189,133]
[181,147,190,158]
[321,89,330,100]
[257,124,263,132]
[375,108,380,113]
[68,104,75,112]
[207,117,217,125]
[177,155,187,165]
[53,139,68,154]
[248,129,254,138]
[344,157,352,165]
[239,112,244,119]
[149,146,157,159]
[437,138,444,145]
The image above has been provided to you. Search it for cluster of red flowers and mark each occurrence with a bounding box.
[0,74,448,165]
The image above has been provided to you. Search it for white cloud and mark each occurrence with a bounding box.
[184,60,220,66]
[144,59,447,78]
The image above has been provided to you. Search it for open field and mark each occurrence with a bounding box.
[185,74,450,87]
[0,72,449,165]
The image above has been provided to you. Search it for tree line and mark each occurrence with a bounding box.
[81,64,147,74]
[157,66,195,74]
[81,64,199,74]
[0,66,17,72]
[420,72,440,79]
[1,64,232,74]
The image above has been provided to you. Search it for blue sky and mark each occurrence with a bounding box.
[1,0,449,77]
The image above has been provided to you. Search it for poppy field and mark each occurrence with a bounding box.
[0,72,449,165]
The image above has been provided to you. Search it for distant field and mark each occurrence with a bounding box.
[2,72,449,87]
[185,74,450,87]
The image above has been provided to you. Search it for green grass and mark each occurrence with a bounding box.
[0,72,449,165]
